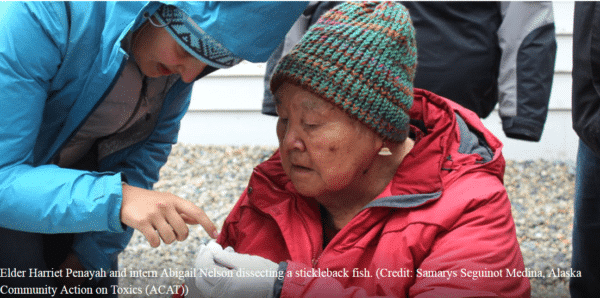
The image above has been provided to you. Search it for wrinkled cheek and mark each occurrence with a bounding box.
[287,171,316,196]
[276,123,286,146]
[322,167,352,190]
[328,174,351,190]
[279,153,291,176]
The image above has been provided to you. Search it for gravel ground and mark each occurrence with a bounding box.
[117,144,576,298]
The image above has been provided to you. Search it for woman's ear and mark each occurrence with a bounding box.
[374,136,388,156]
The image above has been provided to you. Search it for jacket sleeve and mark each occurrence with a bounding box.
[497,1,557,141]
[0,2,126,235]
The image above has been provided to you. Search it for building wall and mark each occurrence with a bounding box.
[179,1,576,161]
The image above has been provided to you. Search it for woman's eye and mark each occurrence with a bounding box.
[303,122,319,129]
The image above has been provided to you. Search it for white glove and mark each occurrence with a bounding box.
[185,240,231,298]
[192,245,280,298]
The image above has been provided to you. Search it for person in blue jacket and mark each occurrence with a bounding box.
[0,1,306,294]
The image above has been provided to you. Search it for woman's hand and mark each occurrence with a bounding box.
[191,244,280,298]
[121,184,218,247]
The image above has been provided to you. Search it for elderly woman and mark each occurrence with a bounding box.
[182,2,530,298]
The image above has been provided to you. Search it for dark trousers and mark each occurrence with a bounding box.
[0,227,117,297]
[571,140,600,297]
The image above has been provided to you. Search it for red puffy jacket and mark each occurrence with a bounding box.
[216,89,530,297]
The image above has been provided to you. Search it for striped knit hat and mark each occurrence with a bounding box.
[270,2,417,142]
[153,5,243,69]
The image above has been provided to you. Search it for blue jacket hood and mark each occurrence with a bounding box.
[169,1,308,62]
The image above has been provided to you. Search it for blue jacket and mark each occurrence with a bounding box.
[0,1,306,273]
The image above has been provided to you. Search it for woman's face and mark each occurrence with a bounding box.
[132,20,207,83]
[275,83,383,199]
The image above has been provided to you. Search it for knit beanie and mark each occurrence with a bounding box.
[153,5,243,69]
[270,2,417,142]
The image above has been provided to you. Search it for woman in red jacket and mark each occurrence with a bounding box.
[181,2,530,297]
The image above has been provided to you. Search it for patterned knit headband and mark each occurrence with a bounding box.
[153,5,243,69]
[270,2,417,142]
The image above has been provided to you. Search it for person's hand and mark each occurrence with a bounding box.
[57,253,87,287]
[186,240,230,297]
[121,184,218,247]
[190,243,280,298]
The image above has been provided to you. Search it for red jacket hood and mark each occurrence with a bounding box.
[252,88,505,210]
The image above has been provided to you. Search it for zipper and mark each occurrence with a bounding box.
[311,205,392,267]
[311,211,346,267]
[300,210,320,267]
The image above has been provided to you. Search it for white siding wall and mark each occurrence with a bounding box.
[179,1,577,161]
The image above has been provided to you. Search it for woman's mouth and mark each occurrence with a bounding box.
[291,164,312,172]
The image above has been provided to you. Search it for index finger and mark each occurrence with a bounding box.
[175,199,219,239]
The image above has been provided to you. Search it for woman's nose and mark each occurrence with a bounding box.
[281,126,305,152]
